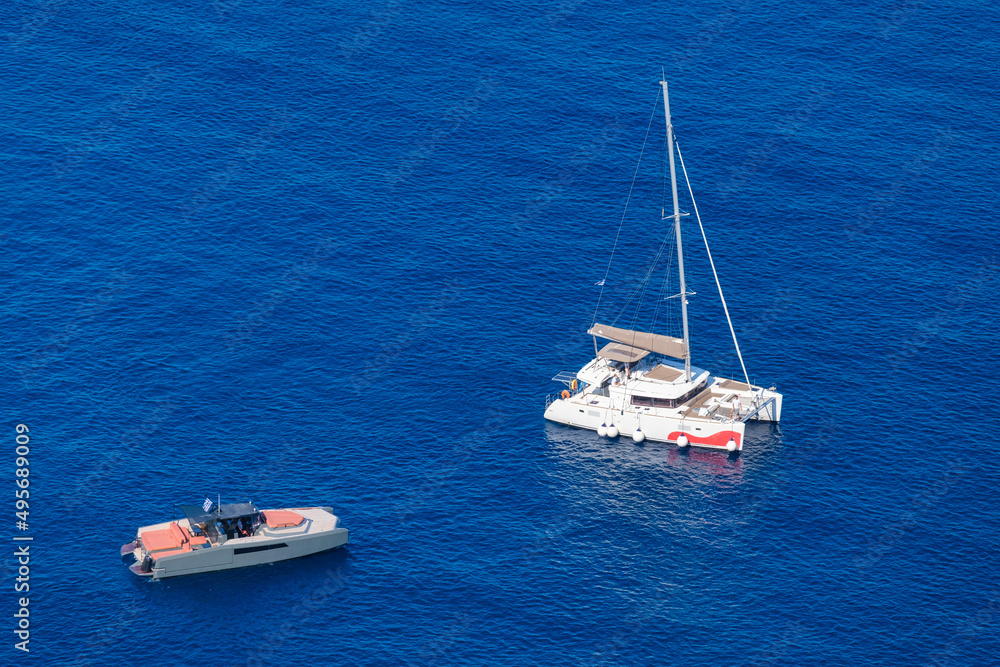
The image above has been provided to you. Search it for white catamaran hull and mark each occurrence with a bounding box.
[545,398,746,450]
[544,368,783,452]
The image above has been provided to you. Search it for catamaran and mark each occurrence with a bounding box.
[544,79,783,452]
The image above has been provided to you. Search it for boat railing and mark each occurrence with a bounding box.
[546,388,581,408]
[551,371,578,385]
[741,396,777,422]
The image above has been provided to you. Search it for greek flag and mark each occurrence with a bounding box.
[202,497,214,512]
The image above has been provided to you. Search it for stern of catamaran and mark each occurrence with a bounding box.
[718,380,782,423]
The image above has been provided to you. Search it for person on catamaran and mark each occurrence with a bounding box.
[730,396,741,421]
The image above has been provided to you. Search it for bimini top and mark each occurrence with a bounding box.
[597,342,649,363]
[588,323,687,360]
[179,502,258,527]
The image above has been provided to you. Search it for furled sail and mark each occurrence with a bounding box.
[588,323,688,360]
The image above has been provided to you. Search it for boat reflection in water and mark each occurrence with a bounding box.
[543,420,749,486]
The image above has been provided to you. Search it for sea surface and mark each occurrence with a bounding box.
[2,0,999,664]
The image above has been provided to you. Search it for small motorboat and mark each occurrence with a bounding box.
[121,500,348,579]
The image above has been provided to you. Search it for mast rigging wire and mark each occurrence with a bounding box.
[591,89,661,328]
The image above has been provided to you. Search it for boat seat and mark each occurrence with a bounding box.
[141,522,209,553]
[169,522,187,545]
[262,510,305,528]
[140,527,184,552]
[180,524,209,547]
[683,389,714,411]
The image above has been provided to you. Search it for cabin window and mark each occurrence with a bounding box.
[679,385,705,404]
[630,384,705,409]
[631,395,676,408]
[234,543,288,555]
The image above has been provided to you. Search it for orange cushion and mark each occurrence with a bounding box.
[262,510,305,528]
[180,525,209,546]
[151,547,184,561]
[141,528,183,552]
[169,522,187,544]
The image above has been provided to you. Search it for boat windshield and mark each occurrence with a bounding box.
[178,502,262,539]
[179,502,258,527]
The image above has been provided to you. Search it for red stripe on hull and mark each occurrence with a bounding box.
[668,430,742,450]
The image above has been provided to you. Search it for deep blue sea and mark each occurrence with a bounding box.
[3,0,999,664]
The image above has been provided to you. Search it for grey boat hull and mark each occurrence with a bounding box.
[146,527,348,579]
[126,506,349,579]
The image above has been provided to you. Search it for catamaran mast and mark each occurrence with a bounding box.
[660,79,691,381]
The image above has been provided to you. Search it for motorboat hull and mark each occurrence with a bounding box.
[143,527,348,579]
[125,506,349,579]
